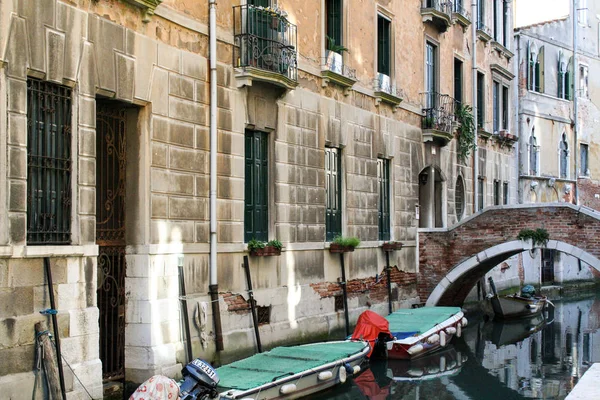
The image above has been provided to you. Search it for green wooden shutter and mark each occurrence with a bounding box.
[527,41,531,90]
[326,148,341,241]
[245,130,268,242]
[378,159,390,241]
[566,56,573,100]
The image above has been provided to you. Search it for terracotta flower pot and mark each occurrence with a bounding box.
[382,242,403,252]
[329,243,355,253]
[250,245,281,256]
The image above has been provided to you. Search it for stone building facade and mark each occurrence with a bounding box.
[0,0,516,397]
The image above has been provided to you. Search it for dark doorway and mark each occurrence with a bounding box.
[96,101,127,381]
[541,249,555,285]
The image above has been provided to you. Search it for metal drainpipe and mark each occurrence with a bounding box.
[209,0,224,352]
[573,0,579,204]
[515,33,522,203]
[472,0,479,212]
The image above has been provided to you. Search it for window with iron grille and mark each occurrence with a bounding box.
[326,147,341,241]
[334,294,344,311]
[245,130,269,242]
[478,177,484,210]
[493,180,500,205]
[581,143,589,176]
[27,78,73,245]
[560,133,568,179]
[377,158,390,241]
[503,181,509,205]
[455,176,465,221]
[256,305,271,325]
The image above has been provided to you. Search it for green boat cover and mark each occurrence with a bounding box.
[216,341,365,391]
[385,307,462,335]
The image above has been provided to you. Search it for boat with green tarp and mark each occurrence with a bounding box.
[216,340,369,399]
[352,307,466,360]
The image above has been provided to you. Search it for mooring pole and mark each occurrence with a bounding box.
[243,256,262,353]
[339,253,350,337]
[43,257,67,400]
[385,252,393,314]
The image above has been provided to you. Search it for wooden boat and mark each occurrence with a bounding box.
[488,277,548,319]
[352,307,466,360]
[387,346,466,381]
[173,340,370,400]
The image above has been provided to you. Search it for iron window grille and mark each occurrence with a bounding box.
[325,147,342,241]
[27,78,72,245]
[378,159,390,241]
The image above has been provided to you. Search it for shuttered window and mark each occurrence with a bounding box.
[377,15,391,76]
[245,130,269,242]
[27,78,72,245]
[325,147,342,241]
[377,159,390,241]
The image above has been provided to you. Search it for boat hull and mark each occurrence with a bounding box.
[386,310,466,360]
[490,295,547,319]
[217,341,369,400]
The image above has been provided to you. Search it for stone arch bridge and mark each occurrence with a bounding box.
[419,203,600,306]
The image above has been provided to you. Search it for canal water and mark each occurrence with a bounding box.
[309,290,600,399]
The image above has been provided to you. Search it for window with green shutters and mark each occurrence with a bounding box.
[325,147,341,241]
[245,130,269,242]
[326,0,342,51]
[377,15,391,76]
[27,78,73,245]
[377,159,390,241]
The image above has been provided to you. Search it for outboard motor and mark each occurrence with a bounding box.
[179,359,220,400]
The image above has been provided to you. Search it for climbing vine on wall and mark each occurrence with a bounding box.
[455,104,476,163]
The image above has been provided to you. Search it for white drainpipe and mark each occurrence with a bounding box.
[472,0,479,212]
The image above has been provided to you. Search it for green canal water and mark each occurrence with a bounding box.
[309,291,600,400]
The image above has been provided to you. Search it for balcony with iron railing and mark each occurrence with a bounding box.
[476,20,493,42]
[421,92,458,145]
[374,73,403,107]
[233,4,298,90]
[452,1,471,27]
[321,52,357,94]
[421,0,453,33]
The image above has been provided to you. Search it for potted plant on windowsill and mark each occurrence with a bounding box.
[248,239,283,256]
[381,241,403,252]
[326,36,348,75]
[329,236,360,253]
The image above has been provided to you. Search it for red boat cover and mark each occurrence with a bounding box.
[354,369,390,400]
[351,310,392,357]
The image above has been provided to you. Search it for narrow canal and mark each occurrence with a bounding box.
[309,290,600,399]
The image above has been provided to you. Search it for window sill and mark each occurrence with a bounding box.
[0,244,99,258]
[491,41,514,60]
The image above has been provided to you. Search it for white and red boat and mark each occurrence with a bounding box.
[352,307,467,360]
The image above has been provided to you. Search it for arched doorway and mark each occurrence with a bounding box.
[419,166,446,228]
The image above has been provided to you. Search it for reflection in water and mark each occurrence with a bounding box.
[308,292,600,399]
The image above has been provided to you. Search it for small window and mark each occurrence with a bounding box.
[245,130,269,242]
[560,133,568,179]
[579,64,589,98]
[377,15,391,76]
[558,54,568,99]
[256,305,271,325]
[334,294,344,311]
[27,79,73,245]
[578,0,588,26]
[477,0,484,28]
[502,86,509,129]
[325,147,342,241]
[493,0,498,41]
[503,182,509,205]
[455,176,465,221]
[377,158,390,241]
[528,43,544,93]
[493,81,500,132]
[581,143,589,176]
[425,42,438,109]
[529,131,539,176]
[478,177,484,210]
[477,72,485,128]
[502,0,508,47]
[493,180,500,206]
[454,58,463,106]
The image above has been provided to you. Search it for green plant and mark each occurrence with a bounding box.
[332,235,361,248]
[423,116,434,129]
[247,238,266,251]
[266,239,283,250]
[455,104,476,162]
[326,36,349,54]
[517,228,550,247]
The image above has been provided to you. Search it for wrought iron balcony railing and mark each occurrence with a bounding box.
[452,1,471,20]
[422,0,453,16]
[322,55,357,81]
[421,92,457,134]
[233,4,298,84]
